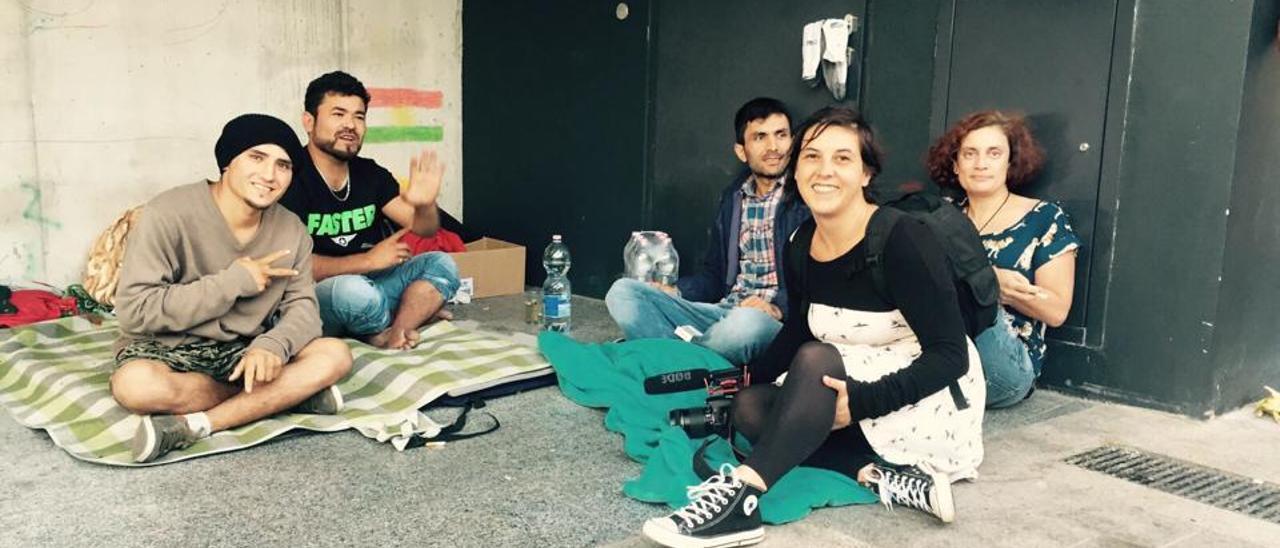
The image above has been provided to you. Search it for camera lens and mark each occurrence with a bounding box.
[670,407,714,439]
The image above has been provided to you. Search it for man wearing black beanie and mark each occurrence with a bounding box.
[279,71,461,350]
[110,113,353,463]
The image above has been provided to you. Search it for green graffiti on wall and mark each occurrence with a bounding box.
[21,182,61,229]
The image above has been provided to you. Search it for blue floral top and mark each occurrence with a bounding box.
[980,201,1081,374]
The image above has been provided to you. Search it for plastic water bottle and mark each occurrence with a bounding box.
[651,232,679,286]
[624,231,679,286]
[542,235,572,332]
[624,232,652,281]
[624,232,644,278]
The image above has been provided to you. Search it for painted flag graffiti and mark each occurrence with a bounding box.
[366,87,444,143]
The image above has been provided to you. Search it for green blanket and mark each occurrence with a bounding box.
[539,333,876,524]
[0,316,549,466]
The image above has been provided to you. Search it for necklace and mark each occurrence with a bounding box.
[323,174,351,202]
[971,192,1011,233]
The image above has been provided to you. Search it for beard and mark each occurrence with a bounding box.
[751,164,787,181]
[752,167,787,180]
[749,155,788,180]
[314,133,362,161]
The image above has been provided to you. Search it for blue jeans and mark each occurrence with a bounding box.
[315,252,460,337]
[604,278,781,365]
[976,308,1035,408]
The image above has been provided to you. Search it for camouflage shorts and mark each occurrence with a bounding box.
[115,338,250,382]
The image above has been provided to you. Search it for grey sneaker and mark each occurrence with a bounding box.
[292,385,344,415]
[866,463,955,523]
[132,415,199,463]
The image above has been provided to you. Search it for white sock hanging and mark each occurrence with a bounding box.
[802,21,823,87]
[821,18,851,100]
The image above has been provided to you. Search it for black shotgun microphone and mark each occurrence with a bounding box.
[644,369,714,394]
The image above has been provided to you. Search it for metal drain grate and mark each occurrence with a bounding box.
[1065,445,1280,524]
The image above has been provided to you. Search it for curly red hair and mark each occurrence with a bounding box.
[926,110,1046,191]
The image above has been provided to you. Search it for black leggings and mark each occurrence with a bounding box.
[735,342,877,487]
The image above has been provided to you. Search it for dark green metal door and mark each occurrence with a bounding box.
[463,1,651,297]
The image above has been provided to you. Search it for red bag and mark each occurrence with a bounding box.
[400,228,467,255]
[0,288,80,328]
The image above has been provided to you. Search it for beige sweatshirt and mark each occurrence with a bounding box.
[114,180,321,361]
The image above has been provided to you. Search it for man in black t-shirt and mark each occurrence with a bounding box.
[279,71,460,349]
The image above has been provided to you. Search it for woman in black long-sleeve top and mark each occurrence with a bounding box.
[642,108,985,548]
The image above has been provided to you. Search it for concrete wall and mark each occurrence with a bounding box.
[0,1,41,282]
[0,0,462,287]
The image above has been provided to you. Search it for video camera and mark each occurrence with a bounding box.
[643,367,750,439]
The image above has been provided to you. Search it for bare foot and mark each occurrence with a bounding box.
[427,307,453,324]
[389,280,445,331]
[365,327,399,349]
[367,281,446,350]
[366,326,422,350]
[389,327,422,350]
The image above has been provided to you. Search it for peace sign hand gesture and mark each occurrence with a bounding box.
[234,249,298,294]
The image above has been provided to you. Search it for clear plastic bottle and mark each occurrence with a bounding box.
[651,232,679,286]
[542,235,572,332]
[623,231,679,286]
[624,231,652,281]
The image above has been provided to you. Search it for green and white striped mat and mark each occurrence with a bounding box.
[0,316,550,466]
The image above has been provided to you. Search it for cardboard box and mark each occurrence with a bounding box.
[448,238,526,299]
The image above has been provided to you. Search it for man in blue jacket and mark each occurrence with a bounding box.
[605,97,810,365]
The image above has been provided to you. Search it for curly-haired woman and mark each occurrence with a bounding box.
[926,110,1081,409]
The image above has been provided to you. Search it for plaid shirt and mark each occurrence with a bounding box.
[721,175,783,307]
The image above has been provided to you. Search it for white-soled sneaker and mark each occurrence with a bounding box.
[291,385,344,415]
[866,462,955,523]
[131,415,199,463]
[641,463,765,548]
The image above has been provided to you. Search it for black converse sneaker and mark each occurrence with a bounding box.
[641,463,765,548]
[865,463,955,523]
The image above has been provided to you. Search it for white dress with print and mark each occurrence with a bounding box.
[782,302,986,480]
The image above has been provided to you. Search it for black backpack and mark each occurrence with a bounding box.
[788,183,1000,339]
